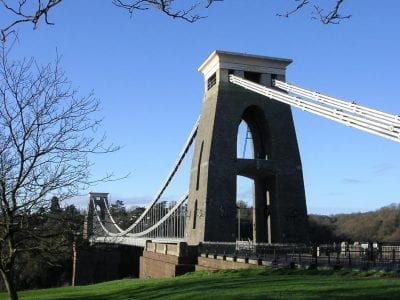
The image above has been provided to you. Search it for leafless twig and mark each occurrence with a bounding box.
[277,0,350,24]
[277,0,310,19]
[313,0,351,24]
[112,0,221,22]
[0,0,63,42]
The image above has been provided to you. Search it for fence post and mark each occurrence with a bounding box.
[348,251,351,267]
[315,246,318,266]
[328,250,330,265]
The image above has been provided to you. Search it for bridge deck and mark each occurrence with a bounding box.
[91,236,185,247]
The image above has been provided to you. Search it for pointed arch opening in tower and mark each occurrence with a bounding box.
[240,106,271,160]
[237,120,254,159]
[236,106,273,242]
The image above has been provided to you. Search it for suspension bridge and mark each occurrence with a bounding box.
[82,50,399,277]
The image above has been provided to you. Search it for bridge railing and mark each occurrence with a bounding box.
[199,241,400,271]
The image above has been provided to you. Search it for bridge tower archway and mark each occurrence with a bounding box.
[186,51,308,245]
[84,192,121,238]
[237,105,272,243]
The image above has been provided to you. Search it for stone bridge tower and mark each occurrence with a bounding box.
[185,50,308,245]
[83,192,118,238]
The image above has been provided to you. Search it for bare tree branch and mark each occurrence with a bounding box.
[277,0,310,19]
[0,0,222,41]
[112,0,221,23]
[277,0,351,24]
[0,0,351,42]
[313,0,351,24]
[0,0,63,42]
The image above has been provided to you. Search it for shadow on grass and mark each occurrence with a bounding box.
[12,269,400,300]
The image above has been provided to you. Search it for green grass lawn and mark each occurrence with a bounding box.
[2,269,400,300]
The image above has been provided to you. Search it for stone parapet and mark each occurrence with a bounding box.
[139,242,197,278]
[196,256,263,271]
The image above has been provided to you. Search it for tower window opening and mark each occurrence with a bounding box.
[207,73,217,90]
[244,71,261,83]
[271,74,277,86]
[193,200,198,229]
[196,141,204,190]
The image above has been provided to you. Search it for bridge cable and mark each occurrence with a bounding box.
[92,116,200,237]
[90,192,188,239]
[274,80,400,127]
[229,75,400,143]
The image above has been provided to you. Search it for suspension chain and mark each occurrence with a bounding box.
[229,75,400,143]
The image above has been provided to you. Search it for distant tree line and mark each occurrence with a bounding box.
[0,197,83,291]
[109,200,146,230]
[236,201,400,244]
[0,198,145,292]
[309,204,400,244]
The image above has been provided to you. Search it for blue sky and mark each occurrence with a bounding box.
[4,1,400,214]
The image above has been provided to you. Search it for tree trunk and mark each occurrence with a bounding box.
[0,269,18,300]
[72,241,76,286]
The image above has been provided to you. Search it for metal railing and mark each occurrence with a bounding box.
[199,241,400,271]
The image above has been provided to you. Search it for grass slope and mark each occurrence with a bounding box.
[2,269,400,300]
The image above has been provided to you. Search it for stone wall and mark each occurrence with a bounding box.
[139,242,197,278]
[196,255,270,271]
[74,244,143,285]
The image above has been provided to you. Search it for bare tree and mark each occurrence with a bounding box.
[0,44,118,299]
[0,0,350,41]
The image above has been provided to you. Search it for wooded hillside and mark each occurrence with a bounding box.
[309,204,400,243]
